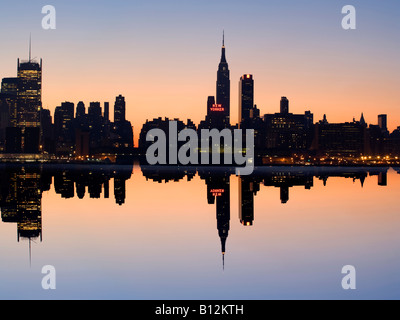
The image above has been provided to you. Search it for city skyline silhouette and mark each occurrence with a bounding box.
[1,32,400,165]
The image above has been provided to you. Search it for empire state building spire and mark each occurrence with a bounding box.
[220,31,227,64]
[216,31,230,127]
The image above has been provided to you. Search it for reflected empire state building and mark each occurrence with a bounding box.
[199,169,231,269]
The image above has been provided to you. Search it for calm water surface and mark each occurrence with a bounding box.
[0,164,399,300]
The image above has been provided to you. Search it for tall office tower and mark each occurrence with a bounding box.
[207,96,216,117]
[280,97,289,115]
[280,186,289,204]
[239,74,254,123]
[54,102,74,141]
[88,102,102,119]
[216,32,230,126]
[1,77,19,127]
[114,176,126,206]
[40,108,54,153]
[114,95,126,124]
[15,169,43,243]
[76,101,86,120]
[104,180,110,199]
[378,114,388,135]
[104,102,110,122]
[17,58,42,128]
[239,177,255,226]
[87,102,103,150]
[378,172,388,187]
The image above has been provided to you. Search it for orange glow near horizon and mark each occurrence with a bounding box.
[39,49,400,149]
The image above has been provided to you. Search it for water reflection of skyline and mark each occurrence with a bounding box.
[0,164,394,269]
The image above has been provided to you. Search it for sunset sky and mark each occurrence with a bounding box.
[0,0,399,140]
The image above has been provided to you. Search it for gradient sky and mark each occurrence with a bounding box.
[0,0,399,141]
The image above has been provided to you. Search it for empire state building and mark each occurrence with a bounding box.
[216,32,230,127]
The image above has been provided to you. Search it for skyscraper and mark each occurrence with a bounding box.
[17,58,42,128]
[114,95,126,124]
[207,96,216,117]
[88,102,102,121]
[54,102,74,141]
[76,101,86,120]
[1,78,19,127]
[239,74,254,124]
[239,177,255,226]
[216,32,230,126]
[88,102,103,151]
[54,102,75,155]
[280,97,289,115]
[378,114,389,136]
[104,102,110,123]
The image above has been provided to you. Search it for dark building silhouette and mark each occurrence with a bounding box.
[239,177,259,226]
[114,95,126,124]
[318,169,372,188]
[139,117,196,162]
[41,108,54,154]
[387,127,400,155]
[104,180,110,199]
[5,127,22,153]
[367,124,385,156]
[24,127,40,154]
[16,58,42,130]
[280,97,289,115]
[76,180,86,199]
[239,74,254,125]
[1,51,42,154]
[1,77,19,128]
[76,101,86,120]
[54,102,75,155]
[262,171,314,204]
[199,170,231,270]
[54,171,75,199]
[207,96,216,118]
[104,102,110,123]
[114,168,133,205]
[141,165,196,183]
[378,172,387,186]
[0,97,10,148]
[0,167,43,251]
[378,114,389,136]
[312,115,366,157]
[88,102,103,151]
[111,95,134,154]
[264,99,314,155]
[88,102,102,121]
[199,96,227,130]
[216,32,230,127]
